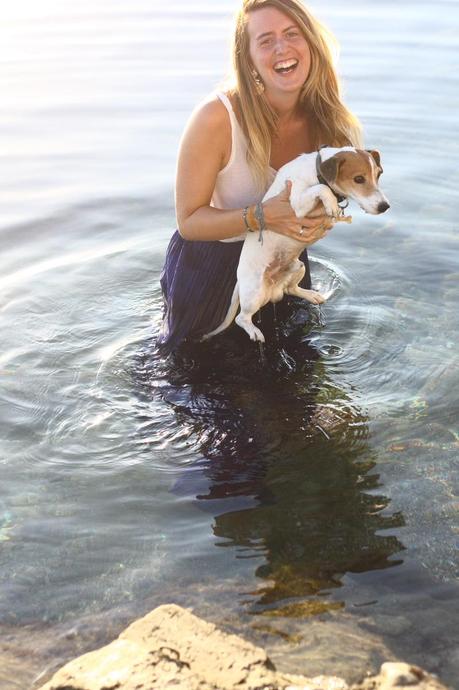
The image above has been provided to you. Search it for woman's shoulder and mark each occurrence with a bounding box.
[180,93,234,166]
[190,93,230,128]
[188,91,243,133]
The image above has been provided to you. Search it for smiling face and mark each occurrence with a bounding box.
[247,6,311,101]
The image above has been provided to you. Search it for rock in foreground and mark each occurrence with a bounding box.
[38,604,450,690]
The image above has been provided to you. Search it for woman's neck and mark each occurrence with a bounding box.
[266,90,302,122]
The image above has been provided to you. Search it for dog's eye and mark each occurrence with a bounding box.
[353,175,365,184]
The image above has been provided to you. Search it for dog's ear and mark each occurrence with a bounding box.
[319,155,342,184]
[367,149,383,173]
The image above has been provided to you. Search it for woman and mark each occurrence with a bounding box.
[158,0,362,355]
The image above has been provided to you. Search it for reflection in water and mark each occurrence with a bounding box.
[139,306,405,619]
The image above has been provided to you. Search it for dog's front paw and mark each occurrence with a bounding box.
[323,201,340,220]
[316,188,340,219]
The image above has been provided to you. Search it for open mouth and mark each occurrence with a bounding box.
[273,59,298,75]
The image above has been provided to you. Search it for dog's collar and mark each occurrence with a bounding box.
[316,149,348,207]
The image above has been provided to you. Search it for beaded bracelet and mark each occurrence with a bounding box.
[244,203,265,244]
[242,206,255,233]
[246,205,258,231]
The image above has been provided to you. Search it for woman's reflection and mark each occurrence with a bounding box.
[143,317,405,616]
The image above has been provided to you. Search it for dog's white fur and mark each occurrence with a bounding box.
[204,146,389,343]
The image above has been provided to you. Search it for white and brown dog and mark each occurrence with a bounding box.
[205,146,390,343]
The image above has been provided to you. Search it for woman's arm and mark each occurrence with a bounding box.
[175,98,246,241]
[175,97,333,243]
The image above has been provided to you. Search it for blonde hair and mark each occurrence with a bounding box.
[230,0,363,189]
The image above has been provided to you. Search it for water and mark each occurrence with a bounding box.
[1,1,458,688]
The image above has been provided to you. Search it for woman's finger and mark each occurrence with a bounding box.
[296,218,334,242]
[299,215,333,228]
[298,215,328,230]
[277,179,293,201]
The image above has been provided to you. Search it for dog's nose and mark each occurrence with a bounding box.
[377,201,390,213]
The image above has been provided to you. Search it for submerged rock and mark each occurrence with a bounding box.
[37,604,450,690]
[353,662,448,690]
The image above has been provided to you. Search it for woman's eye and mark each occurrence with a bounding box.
[286,31,300,39]
[354,175,365,184]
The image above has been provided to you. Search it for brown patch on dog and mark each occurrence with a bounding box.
[323,150,382,199]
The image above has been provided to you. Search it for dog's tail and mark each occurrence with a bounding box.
[201,282,240,340]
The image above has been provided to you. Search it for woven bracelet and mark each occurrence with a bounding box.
[254,202,266,244]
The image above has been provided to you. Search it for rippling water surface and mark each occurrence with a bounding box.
[1,1,458,688]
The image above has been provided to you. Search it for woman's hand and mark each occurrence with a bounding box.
[262,180,334,244]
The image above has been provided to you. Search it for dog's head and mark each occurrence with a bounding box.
[318,149,390,215]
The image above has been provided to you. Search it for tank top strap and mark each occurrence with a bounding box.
[211,91,260,217]
[215,91,277,182]
[216,92,237,127]
[215,91,245,172]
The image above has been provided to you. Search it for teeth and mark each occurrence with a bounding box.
[274,59,298,70]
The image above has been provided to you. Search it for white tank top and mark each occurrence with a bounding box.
[211,92,275,242]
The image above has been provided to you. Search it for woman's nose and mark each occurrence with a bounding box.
[273,37,287,53]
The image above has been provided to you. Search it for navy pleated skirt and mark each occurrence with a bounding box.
[157,230,312,355]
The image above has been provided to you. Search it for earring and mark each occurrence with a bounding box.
[251,68,265,94]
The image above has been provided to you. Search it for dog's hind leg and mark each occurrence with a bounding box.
[202,282,240,340]
[235,284,267,342]
[285,261,326,304]
[235,311,265,342]
[286,284,326,303]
